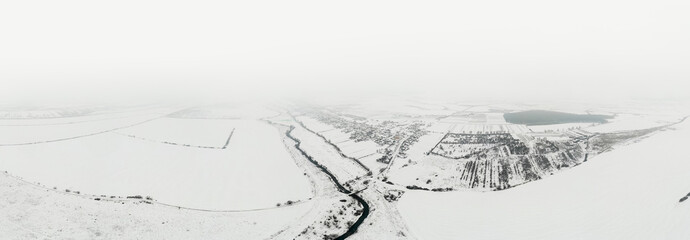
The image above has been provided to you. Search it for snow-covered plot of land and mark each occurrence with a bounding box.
[450,124,530,134]
[297,115,384,163]
[336,140,381,159]
[295,116,335,133]
[288,125,369,187]
[426,122,455,133]
[386,151,461,190]
[384,131,454,188]
[0,113,163,145]
[528,122,595,132]
[398,120,690,240]
[329,97,455,120]
[0,105,170,125]
[349,183,415,239]
[0,171,314,240]
[406,132,446,158]
[0,119,311,210]
[170,103,279,119]
[485,113,507,124]
[1,100,687,239]
[115,117,235,148]
[585,113,681,133]
[0,104,164,120]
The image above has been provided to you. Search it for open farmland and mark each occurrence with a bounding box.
[4,1,690,238]
[398,119,690,240]
[114,117,236,148]
[0,170,315,240]
[0,107,312,210]
[0,113,164,146]
[0,101,687,240]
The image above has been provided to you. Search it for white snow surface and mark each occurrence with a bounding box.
[0,119,311,210]
[527,122,595,132]
[0,114,161,145]
[115,117,235,147]
[398,119,690,240]
[585,113,679,133]
[0,172,314,240]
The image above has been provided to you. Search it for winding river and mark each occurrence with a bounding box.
[284,125,370,239]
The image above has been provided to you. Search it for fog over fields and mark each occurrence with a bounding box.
[1,1,689,239]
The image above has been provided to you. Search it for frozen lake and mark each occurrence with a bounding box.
[504,110,612,125]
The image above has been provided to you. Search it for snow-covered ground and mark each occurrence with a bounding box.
[585,113,681,133]
[527,122,594,132]
[296,115,385,169]
[288,124,369,187]
[0,118,312,210]
[115,117,236,148]
[1,101,687,239]
[0,113,162,145]
[398,119,690,240]
[169,104,279,119]
[0,171,315,240]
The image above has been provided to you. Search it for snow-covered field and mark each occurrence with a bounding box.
[398,120,690,240]
[1,101,687,240]
[296,115,385,169]
[0,170,315,240]
[0,113,162,145]
[585,113,681,133]
[115,117,236,148]
[527,122,594,132]
[0,117,311,210]
[288,125,369,186]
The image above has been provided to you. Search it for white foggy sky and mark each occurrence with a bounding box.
[1,0,688,104]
